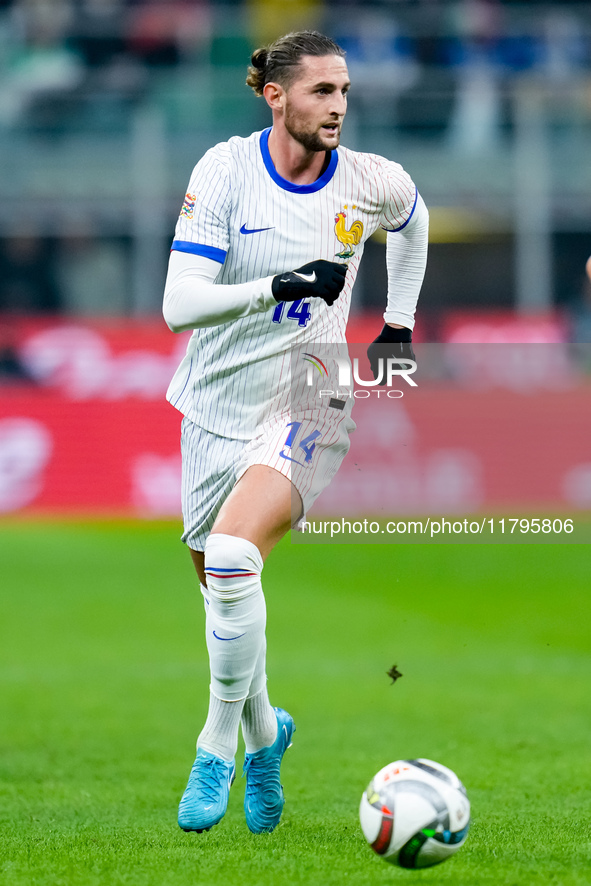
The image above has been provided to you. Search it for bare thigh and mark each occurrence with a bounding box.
[189,464,302,585]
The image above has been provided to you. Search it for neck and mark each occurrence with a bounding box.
[267,126,329,186]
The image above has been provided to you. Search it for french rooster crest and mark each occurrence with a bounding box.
[334,206,364,259]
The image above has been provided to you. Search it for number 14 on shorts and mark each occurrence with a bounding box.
[279,421,321,467]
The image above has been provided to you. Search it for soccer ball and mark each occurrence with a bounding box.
[359,758,470,869]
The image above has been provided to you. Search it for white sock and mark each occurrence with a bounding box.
[197,583,246,761]
[197,534,266,758]
[241,683,277,753]
[197,693,244,762]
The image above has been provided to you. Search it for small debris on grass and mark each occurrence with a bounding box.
[387,664,403,684]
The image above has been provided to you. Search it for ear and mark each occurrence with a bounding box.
[263,81,285,113]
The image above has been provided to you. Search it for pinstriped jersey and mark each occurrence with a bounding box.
[166,127,417,439]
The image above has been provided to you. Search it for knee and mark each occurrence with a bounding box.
[204,533,263,600]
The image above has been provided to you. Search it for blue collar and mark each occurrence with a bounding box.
[259,127,338,194]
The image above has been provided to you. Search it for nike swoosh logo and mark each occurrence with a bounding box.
[280,271,317,284]
[240,224,274,235]
[213,630,246,641]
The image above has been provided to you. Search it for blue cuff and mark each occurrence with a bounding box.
[171,240,227,263]
[382,188,419,233]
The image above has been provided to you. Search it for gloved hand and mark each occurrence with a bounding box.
[272,260,348,306]
[367,324,416,385]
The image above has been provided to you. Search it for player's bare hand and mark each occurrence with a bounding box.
[367,324,416,385]
[272,260,348,306]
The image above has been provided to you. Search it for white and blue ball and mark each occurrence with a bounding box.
[359,758,470,868]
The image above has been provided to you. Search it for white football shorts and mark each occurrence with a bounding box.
[181,407,356,551]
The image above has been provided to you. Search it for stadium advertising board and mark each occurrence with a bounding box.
[0,321,590,542]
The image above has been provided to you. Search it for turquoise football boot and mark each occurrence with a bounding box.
[178,748,235,832]
[243,708,295,833]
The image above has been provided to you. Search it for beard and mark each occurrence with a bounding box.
[284,106,341,153]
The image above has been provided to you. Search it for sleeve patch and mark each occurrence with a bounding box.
[180,193,197,219]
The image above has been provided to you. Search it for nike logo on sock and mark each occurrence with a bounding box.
[213,630,246,641]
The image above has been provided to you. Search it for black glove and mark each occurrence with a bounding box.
[272,260,348,307]
[367,324,416,386]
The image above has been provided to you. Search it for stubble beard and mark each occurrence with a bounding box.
[284,108,341,153]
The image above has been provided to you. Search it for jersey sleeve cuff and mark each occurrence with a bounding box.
[171,240,227,263]
[381,188,419,233]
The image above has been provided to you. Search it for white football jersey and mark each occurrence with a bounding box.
[166,127,417,439]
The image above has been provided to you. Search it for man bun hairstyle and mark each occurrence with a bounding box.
[246,30,345,97]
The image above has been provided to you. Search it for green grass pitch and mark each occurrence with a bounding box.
[0,521,589,886]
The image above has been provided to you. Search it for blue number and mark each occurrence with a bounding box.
[281,422,321,466]
[283,421,302,448]
[298,430,321,463]
[286,300,312,327]
[272,299,311,327]
[272,302,285,324]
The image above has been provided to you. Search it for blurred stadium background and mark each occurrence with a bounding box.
[0,0,590,520]
[2,10,588,884]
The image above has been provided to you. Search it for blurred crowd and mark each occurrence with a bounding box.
[1,0,591,325]
[0,0,214,130]
[0,0,589,131]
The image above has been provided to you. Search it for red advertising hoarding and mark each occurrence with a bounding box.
[1,319,590,517]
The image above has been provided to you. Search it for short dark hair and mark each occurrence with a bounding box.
[246,30,346,97]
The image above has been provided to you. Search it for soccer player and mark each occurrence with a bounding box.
[163,30,429,834]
